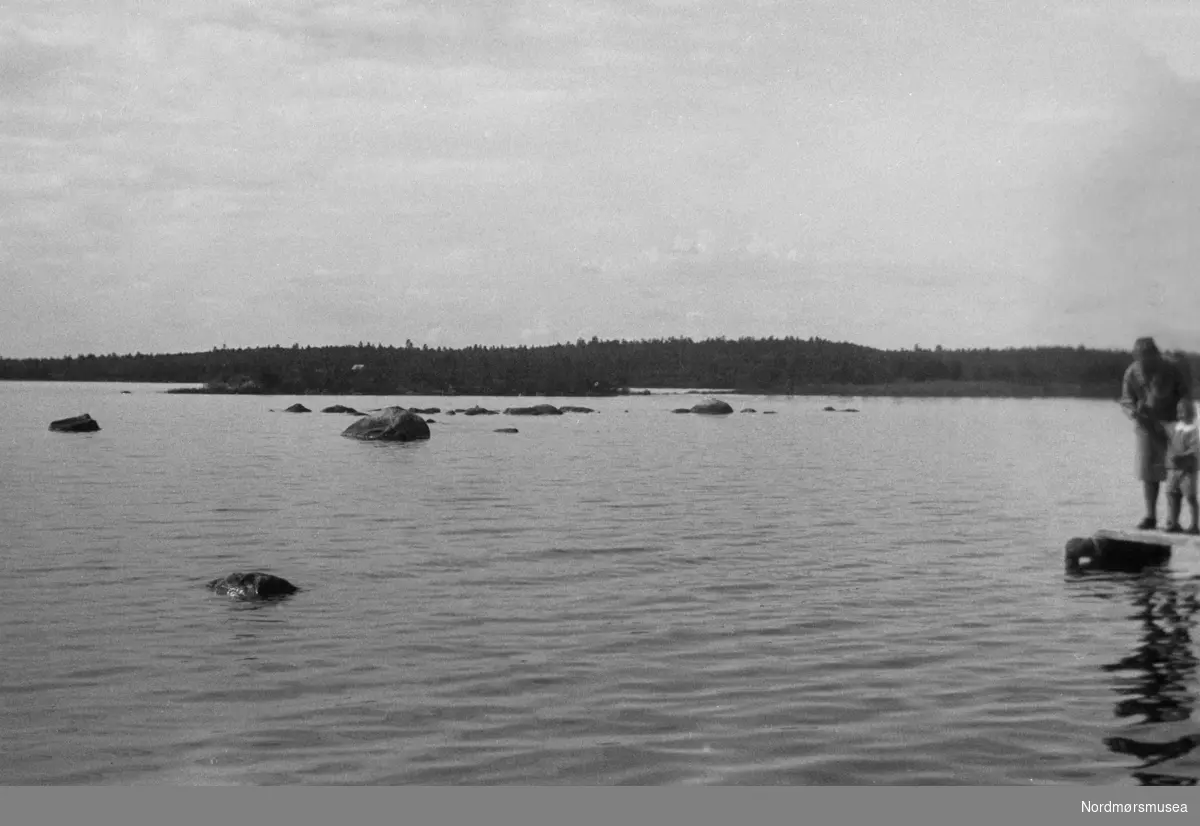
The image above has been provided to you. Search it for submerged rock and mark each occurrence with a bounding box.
[49,413,100,432]
[823,406,837,412]
[690,398,734,415]
[463,406,498,416]
[559,406,595,413]
[341,406,431,441]
[495,427,519,433]
[284,403,311,413]
[322,404,363,415]
[672,408,691,414]
[503,404,562,416]
[741,408,757,413]
[207,572,299,600]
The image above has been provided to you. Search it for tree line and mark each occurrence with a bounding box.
[0,337,1190,397]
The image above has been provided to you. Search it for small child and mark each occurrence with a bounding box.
[1165,398,1200,534]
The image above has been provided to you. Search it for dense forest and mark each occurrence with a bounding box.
[0,337,1192,398]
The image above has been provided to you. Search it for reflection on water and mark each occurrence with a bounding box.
[1099,575,1200,786]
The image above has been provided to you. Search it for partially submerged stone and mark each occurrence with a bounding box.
[322,404,363,415]
[690,398,734,415]
[495,427,519,433]
[559,406,595,413]
[49,413,100,432]
[207,572,298,600]
[341,406,431,441]
[1064,533,1173,572]
[284,403,311,413]
[503,404,562,416]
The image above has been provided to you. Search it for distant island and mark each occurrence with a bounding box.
[0,337,1192,399]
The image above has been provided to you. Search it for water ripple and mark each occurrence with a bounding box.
[2,386,1198,784]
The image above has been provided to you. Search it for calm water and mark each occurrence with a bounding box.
[2,381,1198,786]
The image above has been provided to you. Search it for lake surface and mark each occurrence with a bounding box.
[2,381,1198,785]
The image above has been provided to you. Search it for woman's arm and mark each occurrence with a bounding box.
[1120,365,1141,420]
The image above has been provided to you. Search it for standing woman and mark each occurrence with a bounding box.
[1120,337,1192,529]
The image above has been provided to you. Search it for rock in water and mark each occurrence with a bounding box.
[341,406,431,441]
[503,404,562,415]
[284,403,311,413]
[321,404,362,415]
[495,427,519,433]
[49,413,100,432]
[559,406,595,413]
[207,572,298,600]
[690,398,733,415]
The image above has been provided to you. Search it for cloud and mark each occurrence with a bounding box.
[1044,45,1200,350]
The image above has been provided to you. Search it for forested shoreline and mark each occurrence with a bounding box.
[0,337,1190,398]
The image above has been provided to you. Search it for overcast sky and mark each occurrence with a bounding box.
[3,0,1200,357]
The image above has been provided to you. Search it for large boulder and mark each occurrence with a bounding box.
[341,406,430,441]
[49,413,100,432]
[690,398,734,415]
[503,404,562,416]
[207,572,298,600]
[1064,535,1172,572]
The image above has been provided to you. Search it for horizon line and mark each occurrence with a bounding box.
[0,335,1168,361]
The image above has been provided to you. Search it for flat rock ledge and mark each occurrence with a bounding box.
[503,404,563,416]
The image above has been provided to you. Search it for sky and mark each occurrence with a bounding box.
[3,0,1200,357]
